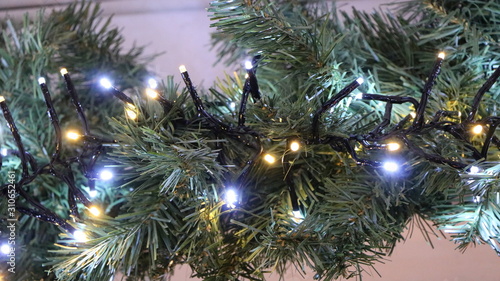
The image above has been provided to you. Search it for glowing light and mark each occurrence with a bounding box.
[473,196,482,203]
[292,210,304,223]
[73,230,88,243]
[263,154,276,164]
[89,190,98,198]
[387,142,401,151]
[356,77,364,85]
[89,206,101,216]
[38,77,46,85]
[410,112,416,118]
[60,68,68,75]
[355,92,363,99]
[0,96,4,103]
[383,161,399,172]
[469,166,480,174]
[0,244,10,255]
[99,170,113,181]
[1,148,7,156]
[230,102,236,110]
[472,124,483,135]
[148,78,158,89]
[125,105,138,120]
[438,52,445,59]
[290,141,301,152]
[100,78,113,89]
[225,189,238,208]
[179,65,187,73]
[145,88,159,99]
[66,131,80,141]
[245,61,253,70]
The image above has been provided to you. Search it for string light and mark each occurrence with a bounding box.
[225,189,238,208]
[245,61,253,70]
[383,161,400,172]
[292,210,304,223]
[99,170,113,181]
[147,78,158,89]
[0,148,7,156]
[468,166,480,174]
[38,77,46,85]
[438,52,446,59]
[264,154,276,164]
[387,142,401,151]
[410,112,416,118]
[0,244,10,255]
[66,131,81,141]
[73,230,88,243]
[89,206,101,216]
[230,102,236,110]
[356,77,364,85]
[0,96,4,103]
[179,65,187,73]
[289,141,301,152]
[125,104,138,120]
[60,68,68,75]
[145,88,159,99]
[472,124,483,135]
[99,78,113,89]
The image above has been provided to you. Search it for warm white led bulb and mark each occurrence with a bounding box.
[438,52,445,59]
[356,77,364,85]
[225,189,238,209]
[472,124,483,135]
[66,131,80,141]
[179,65,187,73]
[100,78,113,89]
[264,154,276,164]
[387,142,401,151]
[73,230,88,243]
[0,96,4,103]
[125,108,138,120]
[60,68,68,76]
[38,77,46,85]
[383,161,399,172]
[290,141,301,152]
[89,206,101,216]
[410,112,416,118]
[245,61,253,70]
[0,244,10,255]
[145,88,159,99]
[99,170,113,181]
[148,78,158,89]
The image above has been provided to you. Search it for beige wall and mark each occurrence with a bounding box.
[1,1,499,280]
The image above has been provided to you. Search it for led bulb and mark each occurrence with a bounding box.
[383,161,399,172]
[145,88,159,99]
[356,77,364,85]
[472,124,483,135]
[179,65,187,73]
[38,77,46,85]
[292,210,304,223]
[290,141,301,152]
[230,102,236,110]
[469,166,480,174]
[0,96,4,103]
[355,92,363,99]
[89,206,101,216]
[410,112,416,118]
[245,61,253,70]
[438,52,445,59]
[60,68,68,75]
[148,78,158,89]
[225,189,238,208]
[125,108,138,120]
[66,131,80,141]
[73,230,88,243]
[99,170,113,181]
[387,142,401,151]
[1,148,7,156]
[264,154,276,164]
[100,78,113,89]
[0,244,10,255]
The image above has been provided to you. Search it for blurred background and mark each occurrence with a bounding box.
[1,1,499,280]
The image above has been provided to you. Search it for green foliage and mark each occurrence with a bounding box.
[1,0,500,281]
